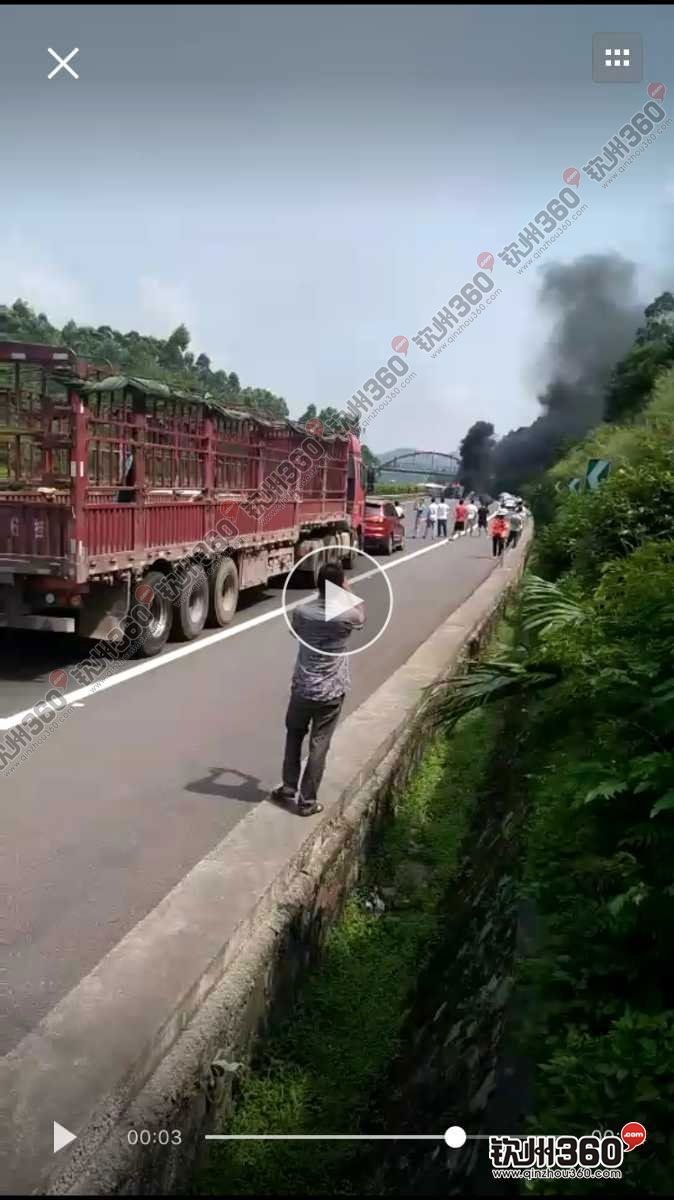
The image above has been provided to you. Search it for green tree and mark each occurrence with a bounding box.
[297,403,317,425]
[317,406,344,430]
[160,323,191,368]
[240,387,289,419]
[602,293,674,424]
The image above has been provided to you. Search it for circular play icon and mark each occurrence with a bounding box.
[281,546,394,658]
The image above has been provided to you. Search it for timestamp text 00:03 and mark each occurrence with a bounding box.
[127,1129,183,1146]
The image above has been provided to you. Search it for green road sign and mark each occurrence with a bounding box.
[568,477,583,493]
[586,459,611,491]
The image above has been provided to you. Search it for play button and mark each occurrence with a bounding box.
[281,545,393,657]
[324,579,365,623]
[53,1121,77,1153]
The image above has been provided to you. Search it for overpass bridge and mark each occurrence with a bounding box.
[375,449,461,481]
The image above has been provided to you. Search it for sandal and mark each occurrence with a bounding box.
[297,802,324,818]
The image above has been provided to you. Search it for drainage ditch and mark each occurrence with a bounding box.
[191,684,527,1196]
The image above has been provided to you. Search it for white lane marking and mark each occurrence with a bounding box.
[0,535,457,730]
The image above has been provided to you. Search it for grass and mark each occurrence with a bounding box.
[194,703,502,1196]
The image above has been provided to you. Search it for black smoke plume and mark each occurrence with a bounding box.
[491,254,642,492]
[459,420,495,493]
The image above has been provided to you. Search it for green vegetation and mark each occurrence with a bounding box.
[295,403,378,466]
[604,291,674,423]
[0,298,289,417]
[440,370,674,1192]
[196,706,502,1196]
[371,482,424,496]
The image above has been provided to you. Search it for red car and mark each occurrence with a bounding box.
[363,499,405,555]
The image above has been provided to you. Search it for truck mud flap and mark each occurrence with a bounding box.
[78,578,130,641]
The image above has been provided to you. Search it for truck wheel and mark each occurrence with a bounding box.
[132,569,172,658]
[207,557,239,627]
[342,533,358,569]
[171,563,209,641]
[382,533,394,556]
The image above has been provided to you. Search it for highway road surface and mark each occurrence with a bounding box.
[1,508,501,1054]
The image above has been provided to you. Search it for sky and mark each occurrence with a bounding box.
[1,4,674,454]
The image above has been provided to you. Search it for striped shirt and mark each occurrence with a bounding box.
[290,597,365,701]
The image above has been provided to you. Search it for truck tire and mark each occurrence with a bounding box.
[132,569,172,658]
[171,562,209,641]
[342,532,358,569]
[382,532,394,556]
[207,557,239,627]
[297,546,322,588]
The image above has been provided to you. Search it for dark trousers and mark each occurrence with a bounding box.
[506,530,520,549]
[492,535,505,557]
[437,518,447,537]
[282,692,344,804]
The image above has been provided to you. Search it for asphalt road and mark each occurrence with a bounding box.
[1,509,500,1053]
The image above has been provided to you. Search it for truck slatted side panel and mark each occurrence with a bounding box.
[0,494,71,560]
[85,499,136,557]
[144,502,210,549]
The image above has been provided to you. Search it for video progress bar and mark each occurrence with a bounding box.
[205,1133,444,1141]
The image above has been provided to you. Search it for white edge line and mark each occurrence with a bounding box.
[0,536,453,731]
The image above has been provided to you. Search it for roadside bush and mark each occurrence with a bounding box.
[372,482,425,495]
[441,519,674,1193]
[533,438,674,583]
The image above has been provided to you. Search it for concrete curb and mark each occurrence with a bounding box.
[1,530,531,1196]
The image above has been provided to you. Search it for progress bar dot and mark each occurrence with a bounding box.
[444,1125,467,1148]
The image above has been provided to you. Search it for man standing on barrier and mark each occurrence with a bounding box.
[272,562,366,817]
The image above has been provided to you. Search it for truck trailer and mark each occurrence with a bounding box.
[0,342,366,657]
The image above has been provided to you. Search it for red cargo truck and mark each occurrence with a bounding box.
[0,342,365,656]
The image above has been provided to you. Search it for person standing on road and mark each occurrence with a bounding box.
[436,498,449,538]
[506,508,523,549]
[490,510,508,558]
[394,500,405,520]
[424,498,439,539]
[477,500,490,534]
[464,498,478,536]
[452,498,468,539]
[272,562,365,817]
[413,495,425,537]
